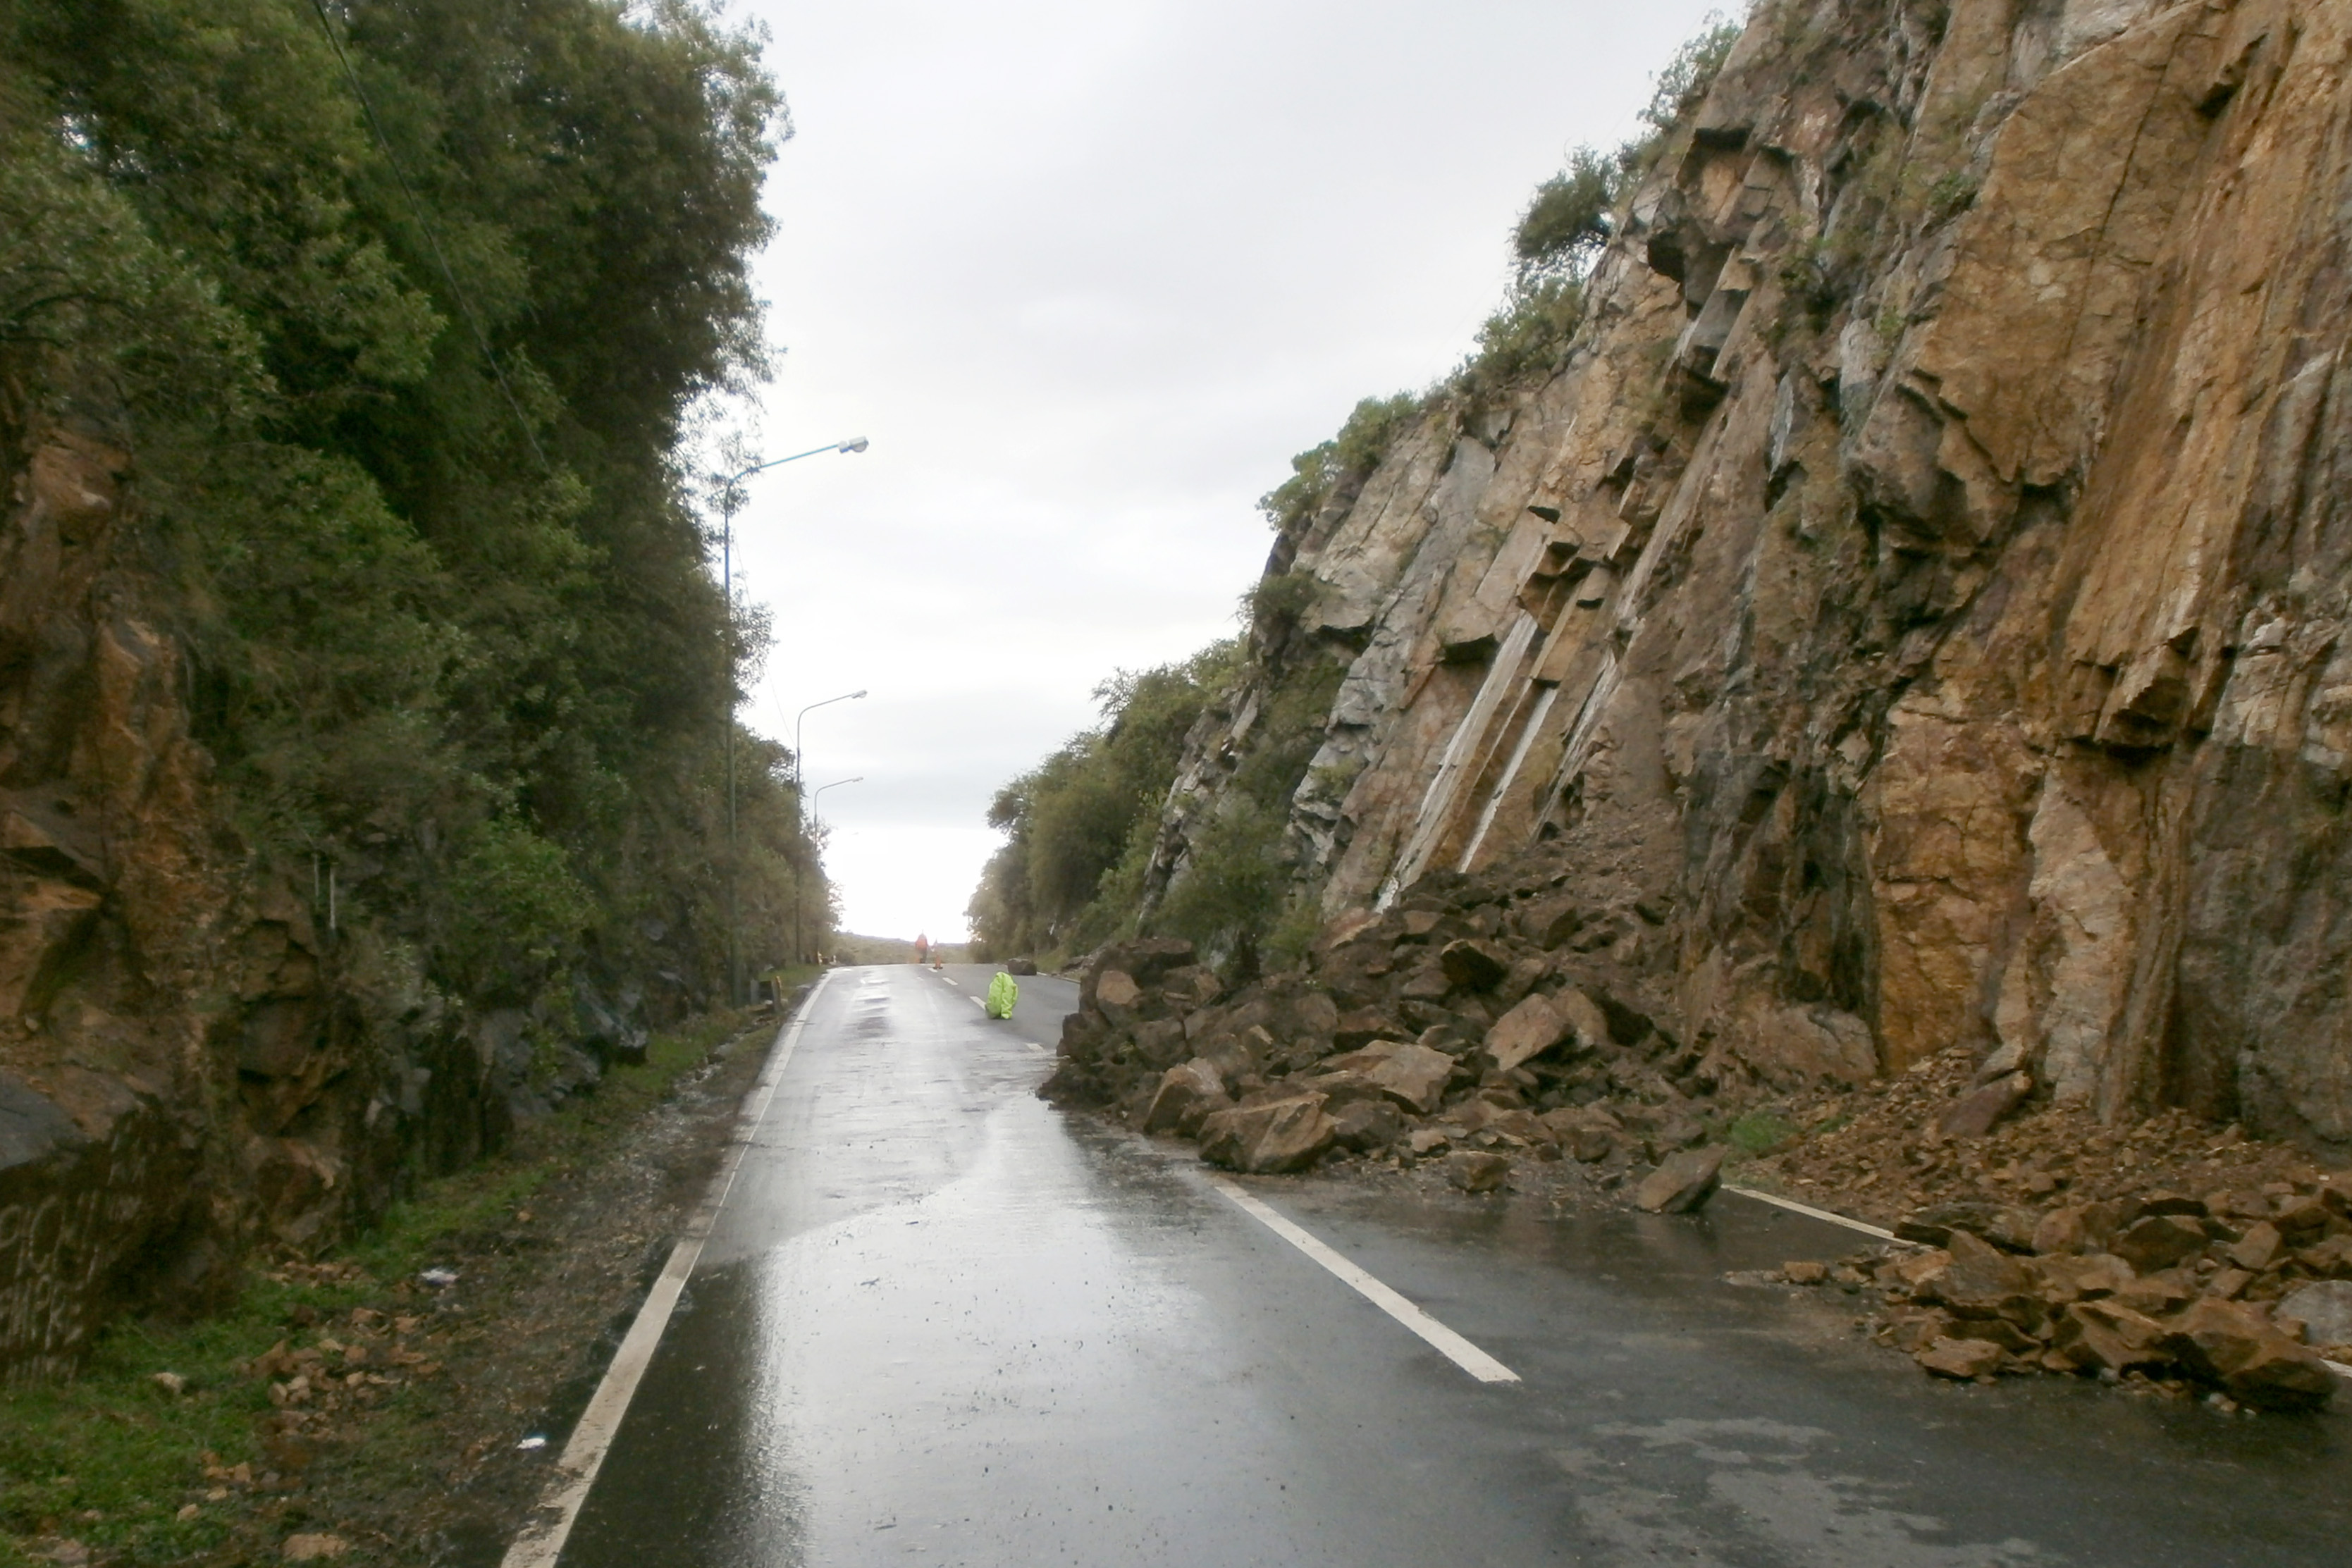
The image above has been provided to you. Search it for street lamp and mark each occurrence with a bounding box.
[715,438,868,1005]
[794,691,868,794]
[791,692,866,963]
[812,776,864,815]
[800,778,862,967]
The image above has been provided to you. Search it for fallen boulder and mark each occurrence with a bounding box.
[1484,992,1568,1073]
[1197,1093,1336,1174]
[1140,1060,1230,1137]
[1331,1098,1403,1152]
[1633,1145,1726,1214]
[1439,938,1509,992]
[1916,1336,2005,1381]
[1444,1150,1513,1193]
[2109,1213,2210,1273]
[1324,1039,1455,1116]
[1936,1071,2031,1139]
[2169,1298,2336,1411]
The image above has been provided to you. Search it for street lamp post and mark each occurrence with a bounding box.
[790,693,866,963]
[715,438,867,1006]
[802,777,863,966]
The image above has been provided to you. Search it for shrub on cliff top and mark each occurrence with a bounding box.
[1259,390,1424,540]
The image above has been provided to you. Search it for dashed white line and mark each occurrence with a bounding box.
[1207,1177,1520,1385]
[500,971,833,1568]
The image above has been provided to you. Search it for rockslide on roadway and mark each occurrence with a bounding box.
[531,965,2352,1567]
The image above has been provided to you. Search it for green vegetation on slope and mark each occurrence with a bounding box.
[968,643,1239,963]
[965,13,1744,980]
[0,997,790,1567]
[0,0,824,1015]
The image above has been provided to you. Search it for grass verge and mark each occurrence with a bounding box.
[0,980,816,1568]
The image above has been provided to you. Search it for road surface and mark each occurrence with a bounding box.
[553,964,2352,1566]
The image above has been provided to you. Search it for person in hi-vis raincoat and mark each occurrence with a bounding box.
[985,971,1018,1018]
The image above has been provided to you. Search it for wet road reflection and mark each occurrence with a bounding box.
[559,965,2352,1567]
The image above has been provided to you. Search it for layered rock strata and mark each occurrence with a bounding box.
[1141,0,2352,1156]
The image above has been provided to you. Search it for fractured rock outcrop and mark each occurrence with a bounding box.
[1129,0,2352,1161]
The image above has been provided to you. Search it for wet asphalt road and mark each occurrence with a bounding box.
[558,964,2352,1567]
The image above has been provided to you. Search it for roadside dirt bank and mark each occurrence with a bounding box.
[1,1004,789,1568]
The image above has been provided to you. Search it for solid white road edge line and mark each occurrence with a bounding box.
[499,970,835,1568]
[1207,1177,1520,1385]
[1723,1184,1904,1242]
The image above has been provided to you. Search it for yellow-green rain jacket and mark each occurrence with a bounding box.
[985,971,1018,1018]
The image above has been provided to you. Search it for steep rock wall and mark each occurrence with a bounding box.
[1147,0,2352,1157]
[0,409,516,1381]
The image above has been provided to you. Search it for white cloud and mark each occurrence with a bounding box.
[725,0,1730,940]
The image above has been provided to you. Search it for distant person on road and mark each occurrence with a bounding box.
[985,971,1018,1018]
[913,932,930,966]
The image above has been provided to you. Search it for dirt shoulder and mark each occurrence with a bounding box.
[1,997,794,1568]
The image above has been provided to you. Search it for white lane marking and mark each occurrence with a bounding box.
[1724,1184,1906,1244]
[500,972,835,1568]
[1207,1177,1520,1385]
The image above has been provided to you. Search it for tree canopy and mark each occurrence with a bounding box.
[0,0,820,1015]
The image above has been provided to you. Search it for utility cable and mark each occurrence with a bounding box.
[303,0,552,474]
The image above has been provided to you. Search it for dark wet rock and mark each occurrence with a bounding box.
[1332,1005,1408,1050]
[1514,893,1584,949]
[1484,993,1570,1074]
[1438,939,1509,993]
[1080,938,1196,1013]
[1937,1071,2031,1139]
[1895,1202,2038,1253]
[1197,1093,1337,1174]
[1331,1099,1404,1153]
[1132,1018,1190,1069]
[1909,1233,2045,1331]
[2110,1213,2210,1273]
[1633,1145,1725,1214]
[1444,1150,1513,1193]
[2169,1298,2336,1410]
[1141,1060,1231,1137]
[2052,1299,2174,1376]
[1397,964,1452,1003]
[2028,1252,2134,1307]
[1916,1336,2005,1380]
[1157,963,1224,1013]
[1322,1040,1455,1116]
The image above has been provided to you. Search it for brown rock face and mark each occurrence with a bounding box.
[1123,0,2352,1156]
[0,424,526,1380]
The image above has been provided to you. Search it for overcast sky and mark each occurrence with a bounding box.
[722,0,1729,943]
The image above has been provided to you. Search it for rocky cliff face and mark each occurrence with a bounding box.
[0,405,569,1382]
[1143,0,2352,1159]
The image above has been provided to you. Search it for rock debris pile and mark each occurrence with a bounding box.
[1041,870,1732,1193]
[1042,868,2352,1409]
[1775,1178,2352,1411]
